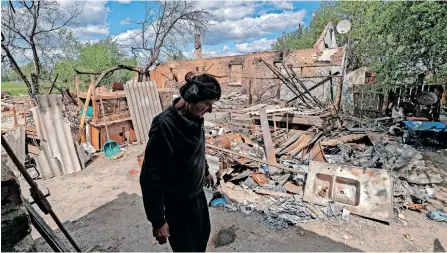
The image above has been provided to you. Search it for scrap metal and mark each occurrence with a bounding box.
[303,161,393,223]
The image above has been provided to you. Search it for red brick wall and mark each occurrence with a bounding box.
[151,48,344,102]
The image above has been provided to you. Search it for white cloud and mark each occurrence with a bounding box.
[114,29,146,48]
[204,10,306,45]
[72,1,110,26]
[118,0,132,4]
[223,45,230,51]
[71,25,109,40]
[203,49,239,58]
[195,1,260,22]
[235,37,275,54]
[59,0,110,41]
[270,1,294,10]
[182,47,239,59]
[120,18,132,25]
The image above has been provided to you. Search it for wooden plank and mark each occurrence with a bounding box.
[79,92,127,99]
[76,79,94,142]
[75,75,81,111]
[27,144,40,155]
[96,112,131,124]
[321,134,367,147]
[91,77,98,124]
[12,106,18,127]
[89,117,132,127]
[259,108,276,165]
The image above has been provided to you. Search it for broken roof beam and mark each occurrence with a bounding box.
[286,73,339,104]
[259,58,312,108]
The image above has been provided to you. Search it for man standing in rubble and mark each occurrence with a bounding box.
[140,72,221,252]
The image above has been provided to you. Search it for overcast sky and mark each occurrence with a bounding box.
[67,0,321,58]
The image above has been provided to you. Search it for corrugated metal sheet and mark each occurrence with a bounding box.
[30,94,84,179]
[4,125,26,177]
[124,81,162,144]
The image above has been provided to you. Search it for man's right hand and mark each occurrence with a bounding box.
[153,223,169,245]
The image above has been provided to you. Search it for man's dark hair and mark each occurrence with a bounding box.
[179,72,221,104]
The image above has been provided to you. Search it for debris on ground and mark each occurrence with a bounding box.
[426,209,447,222]
[203,96,446,229]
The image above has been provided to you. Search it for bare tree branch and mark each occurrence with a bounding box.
[1,0,80,97]
[74,69,102,75]
[129,1,209,79]
[75,65,143,87]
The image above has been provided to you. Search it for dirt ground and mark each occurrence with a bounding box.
[20,144,447,252]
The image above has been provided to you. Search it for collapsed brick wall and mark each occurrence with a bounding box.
[1,161,36,252]
[150,48,344,104]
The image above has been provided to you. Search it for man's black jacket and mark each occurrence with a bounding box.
[140,98,210,229]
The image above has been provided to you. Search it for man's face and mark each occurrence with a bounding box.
[189,99,216,118]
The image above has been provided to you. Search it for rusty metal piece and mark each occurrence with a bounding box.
[259,108,276,164]
[283,182,302,194]
[289,134,312,157]
[303,161,393,223]
[214,135,232,149]
[299,132,324,161]
[278,134,306,156]
[252,172,269,185]
[304,141,327,162]
[408,203,424,210]
[320,134,367,146]
[274,133,302,154]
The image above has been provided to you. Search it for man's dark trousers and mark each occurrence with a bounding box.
[165,191,211,252]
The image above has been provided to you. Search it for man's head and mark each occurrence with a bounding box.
[179,72,221,118]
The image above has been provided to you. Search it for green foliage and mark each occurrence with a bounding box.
[273,1,447,87]
[53,37,138,89]
[272,2,341,50]
[367,1,447,86]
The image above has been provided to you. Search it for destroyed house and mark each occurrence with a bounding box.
[150,23,346,106]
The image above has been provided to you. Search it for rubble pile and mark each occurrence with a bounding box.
[214,92,249,110]
[205,104,446,230]
[61,98,81,137]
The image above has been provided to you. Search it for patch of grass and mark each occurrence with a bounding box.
[1,81,63,96]
[1,82,28,96]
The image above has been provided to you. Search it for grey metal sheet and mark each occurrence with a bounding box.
[124,81,162,144]
[303,161,393,222]
[30,95,83,179]
[4,125,26,177]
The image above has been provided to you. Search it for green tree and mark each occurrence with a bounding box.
[54,37,138,88]
[272,2,341,51]
[272,1,447,87]
[76,37,137,87]
[367,1,447,86]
